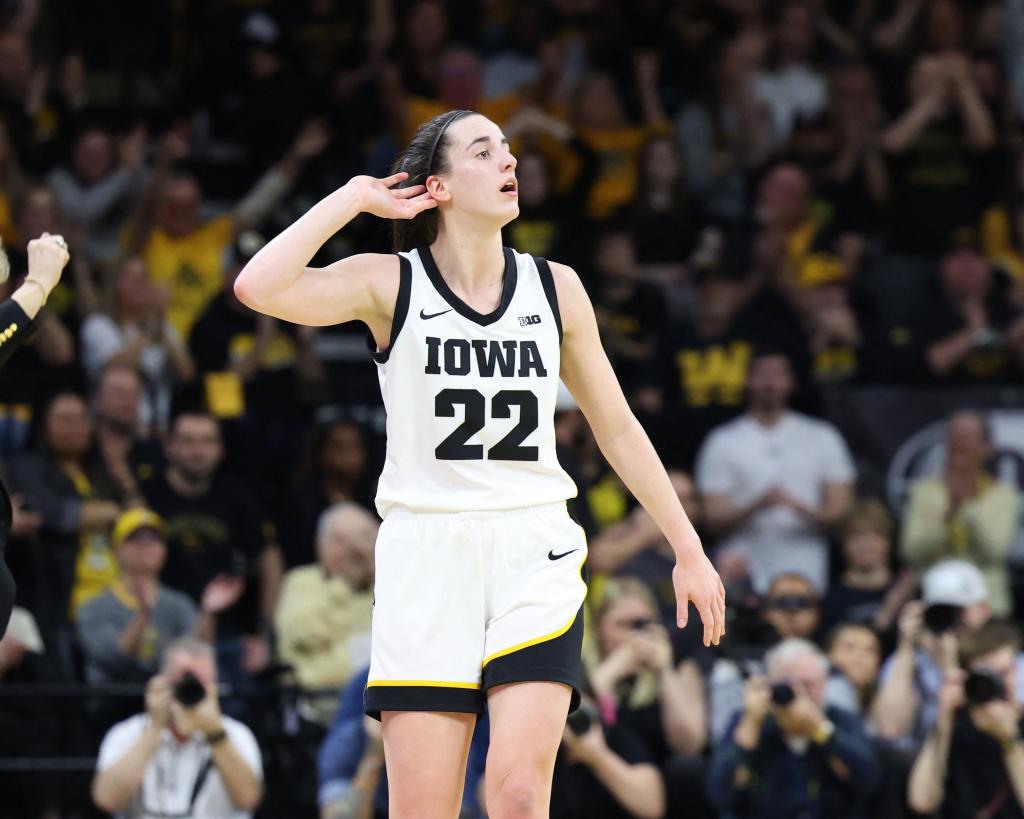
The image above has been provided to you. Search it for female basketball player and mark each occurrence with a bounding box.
[235,110,725,819]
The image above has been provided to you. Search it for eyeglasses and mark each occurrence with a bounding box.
[764,595,817,612]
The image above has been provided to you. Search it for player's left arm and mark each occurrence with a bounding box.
[553,261,726,646]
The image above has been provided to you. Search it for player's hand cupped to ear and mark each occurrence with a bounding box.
[349,172,437,220]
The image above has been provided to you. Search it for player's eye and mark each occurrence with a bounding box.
[478,150,490,159]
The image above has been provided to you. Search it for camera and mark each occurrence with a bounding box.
[964,669,1007,706]
[566,703,599,735]
[770,681,796,707]
[173,672,206,707]
[923,603,963,634]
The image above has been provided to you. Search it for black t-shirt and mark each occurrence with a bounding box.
[912,278,1023,384]
[140,471,271,634]
[885,115,1001,255]
[643,293,807,468]
[944,710,1024,819]
[188,292,308,421]
[550,722,658,819]
[819,582,889,635]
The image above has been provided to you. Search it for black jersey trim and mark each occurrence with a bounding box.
[533,256,562,345]
[368,253,412,364]
[418,245,517,327]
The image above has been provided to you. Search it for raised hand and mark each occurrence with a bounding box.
[349,172,437,220]
[26,233,70,292]
[673,549,726,647]
[201,574,245,615]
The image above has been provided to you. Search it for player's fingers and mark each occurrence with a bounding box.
[700,600,714,647]
[407,194,438,214]
[676,596,688,629]
[381,171,409,187]
[393,184,427,199]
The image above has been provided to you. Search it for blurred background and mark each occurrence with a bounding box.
[1,0,1024,817]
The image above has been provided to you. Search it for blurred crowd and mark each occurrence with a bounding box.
[0,0,1024,817]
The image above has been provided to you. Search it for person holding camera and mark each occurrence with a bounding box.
[708,637,880,819]
[92,638,263,819]
[871,559,1006,751]
[908,620,1024,818]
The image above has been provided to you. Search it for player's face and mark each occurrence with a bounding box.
[433,114,518,228]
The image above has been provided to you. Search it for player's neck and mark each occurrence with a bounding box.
[430,227,505,299]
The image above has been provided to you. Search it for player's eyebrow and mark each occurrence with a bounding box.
[466,136,509,151]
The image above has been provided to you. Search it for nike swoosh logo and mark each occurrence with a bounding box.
[420,308,453,320]
[548,548,579,561]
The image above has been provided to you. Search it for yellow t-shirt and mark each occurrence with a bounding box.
[143,216,234,338]
[67,468,118,620]
[573,122,670,220]
[981,206,1024,280]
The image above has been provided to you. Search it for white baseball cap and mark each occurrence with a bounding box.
[922,559,988,607]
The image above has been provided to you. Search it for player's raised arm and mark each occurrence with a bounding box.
[554,260,726,647]
[233,172,436,327]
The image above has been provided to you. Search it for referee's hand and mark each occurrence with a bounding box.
[672,552,727,647]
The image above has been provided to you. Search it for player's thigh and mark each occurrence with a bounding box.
[484,681,572,802]
[381,710,476,819]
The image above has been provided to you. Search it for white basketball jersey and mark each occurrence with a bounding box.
[372,246,578,517]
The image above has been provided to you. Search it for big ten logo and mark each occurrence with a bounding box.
[887,410,1024,512]
[519,314,542,327]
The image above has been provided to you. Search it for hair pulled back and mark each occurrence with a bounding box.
[390,109,475,252]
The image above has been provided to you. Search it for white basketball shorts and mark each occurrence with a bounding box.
[364,502,588,718]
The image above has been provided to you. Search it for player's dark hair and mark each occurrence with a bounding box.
[390,109,475,253]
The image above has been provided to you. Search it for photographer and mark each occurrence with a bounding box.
[908,621,1024,817]
[872,559,1004,751]
[92,638,263,818]
[708,638,880,819]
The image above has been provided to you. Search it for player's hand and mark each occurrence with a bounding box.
[673,549,726,647]
[348,172,437,221]
[26,233,70,292]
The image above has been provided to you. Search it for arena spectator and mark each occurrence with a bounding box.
[129,120,330,338]
[621,135,695,273]
[47,123,147,266]
[901,411,1022,616]
[275,502,375,724]
[90,363,164,493]
[552,694,667,819]
[279,418,373,569]
[676,34,774,225]
[591,229,665,392]
[588,470,709,663]
[696,349,855,592]
[871,559,1021,751]
[140,411,282,684]
[707,637,880,819]
[6,392,123,634]
[826,622,883,712]
[0,118,26,246]
[821,499,913,637]
[92,638,263,818]
[913,232,1024,383]
[80,256,195,433]
[907,620,1024,817]
[754,1,828,147]
[709,571,860,742]
[882,53,998,256]
[77,508,243,685]
[587,576,710,816]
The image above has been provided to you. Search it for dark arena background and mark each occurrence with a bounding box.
[0,0,1023,817]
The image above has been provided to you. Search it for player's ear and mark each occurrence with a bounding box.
[425,175,451,203]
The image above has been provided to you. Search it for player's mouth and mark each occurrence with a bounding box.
[500,178,518,197]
